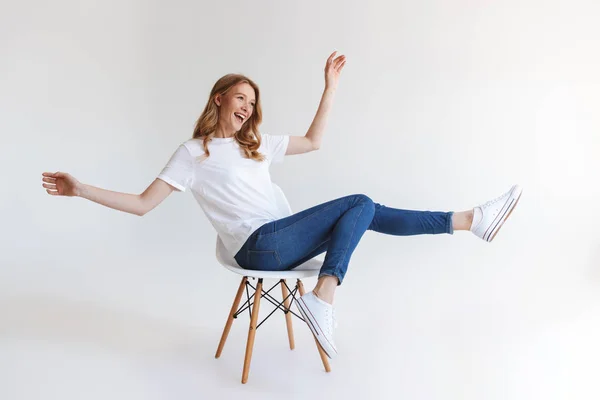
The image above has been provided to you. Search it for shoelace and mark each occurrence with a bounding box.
[480,191,508,209]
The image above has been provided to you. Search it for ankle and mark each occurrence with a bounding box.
[452,210,474,231]
[313,275,338,304]
[466,209,474,229]
[313,289,334,305]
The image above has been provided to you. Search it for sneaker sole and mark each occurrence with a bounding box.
[486,185,523,242]
[296,297,337,359]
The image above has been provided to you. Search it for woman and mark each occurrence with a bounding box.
[41,51,523,360]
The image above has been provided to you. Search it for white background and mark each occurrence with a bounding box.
[1,0,599,399]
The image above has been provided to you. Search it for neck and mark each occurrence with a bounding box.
[214,122,235,139]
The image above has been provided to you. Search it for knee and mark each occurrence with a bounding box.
[353,194,375,211]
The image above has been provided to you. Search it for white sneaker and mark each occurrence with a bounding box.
[470,184,523,242]
[296,291,338,359]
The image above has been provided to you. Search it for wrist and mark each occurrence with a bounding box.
[76,183,86,198]
[324,86,337,95]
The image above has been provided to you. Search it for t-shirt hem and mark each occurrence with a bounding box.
[157,175,185,192]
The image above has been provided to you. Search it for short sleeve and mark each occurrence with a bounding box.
[157,144,194,192]
[261,134,289,164]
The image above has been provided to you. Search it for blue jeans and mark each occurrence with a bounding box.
[234,194,454,285]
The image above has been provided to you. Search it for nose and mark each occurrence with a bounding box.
[241,103,248,112]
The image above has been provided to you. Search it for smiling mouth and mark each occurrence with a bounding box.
[234,113,245,123]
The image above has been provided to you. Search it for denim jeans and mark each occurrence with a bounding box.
[233,194,454,285]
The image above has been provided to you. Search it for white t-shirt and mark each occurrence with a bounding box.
[157,134,290,257]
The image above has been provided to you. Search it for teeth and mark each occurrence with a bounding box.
[234,113,245,121]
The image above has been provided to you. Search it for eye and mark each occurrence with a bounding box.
[237,96,244,100]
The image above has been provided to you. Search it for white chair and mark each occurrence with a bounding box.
[214,184,331,384]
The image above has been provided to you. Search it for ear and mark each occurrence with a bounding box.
[214,94,221,107]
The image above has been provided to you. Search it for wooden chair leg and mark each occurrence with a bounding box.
[297,279,331,373]
[215,277,247,358]
[280,279,295,350]
[242,279,263,384]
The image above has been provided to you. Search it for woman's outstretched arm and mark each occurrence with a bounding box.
[41,171,174,216]
[286,51,346,155]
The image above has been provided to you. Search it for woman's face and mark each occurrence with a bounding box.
[215,82,256,134]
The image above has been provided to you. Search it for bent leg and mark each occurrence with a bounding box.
[234,194,371,274]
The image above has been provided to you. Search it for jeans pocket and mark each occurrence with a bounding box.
[246,250,282,271]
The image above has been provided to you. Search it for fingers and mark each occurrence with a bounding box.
[337,60,347,72]
[326,52,346,72]
[42,172,61,195]
[327,51,337,64]
[333,55,346,70]
[42,171,65,178]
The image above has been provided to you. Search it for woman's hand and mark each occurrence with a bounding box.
[324,51,346,91]
[42,171,82,197]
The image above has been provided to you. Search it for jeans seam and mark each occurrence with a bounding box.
[255,202,340,239]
